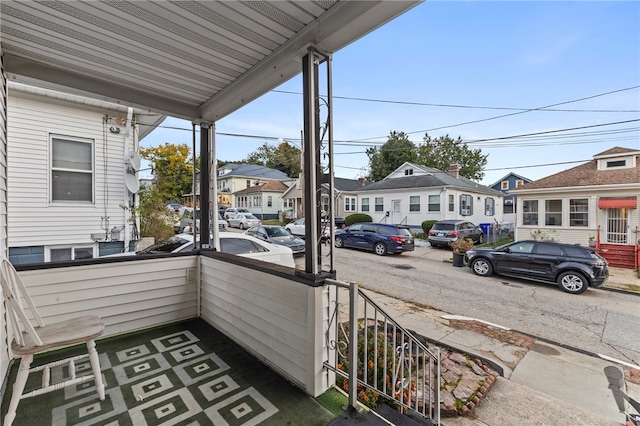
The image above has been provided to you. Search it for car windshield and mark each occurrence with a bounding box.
[138,236,189,254]
[433,223,455,230]
[266,227,289,237]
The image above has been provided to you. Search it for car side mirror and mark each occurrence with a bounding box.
[503,248,511,253]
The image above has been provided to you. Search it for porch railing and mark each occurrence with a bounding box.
[324,279,440,424]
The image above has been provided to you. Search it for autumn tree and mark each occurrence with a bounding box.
[139,143,193,201]
[244,141,301,177]
[416,134,488,181]
[366,131,417,181]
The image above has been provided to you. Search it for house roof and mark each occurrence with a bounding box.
[218,163,290,181]
[358,170,502,196]
[1,1,421,122]
[516,146,640,190]
[334,177,368,192]
[489,172,532,188]
[233,180,289,195]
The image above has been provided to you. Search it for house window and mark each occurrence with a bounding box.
[459,194,473,216]
[485,198,495,216]
[569,198,588,227]
[267,196,272,207]
[515,180,524,188]
[409,196,420,212]
[361,198,370,212]
[345,197,356,212]
[322,196,329,213]
[545,199,562,226]
[375,197,384,212]
[428,195,440,212]
[523,200,538,225]
[448,195,454,212]
[51,136,93,203]
[49,246,94,262]
[606,160,626,168]
[501,181,509,190]
[246,180,251,188]
[405,169,413,176]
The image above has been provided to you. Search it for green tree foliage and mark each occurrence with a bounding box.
[416,134,488,181]
[244,141,301,177]
[139,143,193,201]
[366,131,417,181]
[137,187,175,242]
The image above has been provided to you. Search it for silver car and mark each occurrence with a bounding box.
[228,213,261,230]
[428,220,484,248]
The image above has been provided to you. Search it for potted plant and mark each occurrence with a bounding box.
[588,235,596,247]
[449,238,475,267]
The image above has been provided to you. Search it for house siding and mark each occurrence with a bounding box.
[0,51,9,386]
[7,91,134,261]
[199,256,315,392]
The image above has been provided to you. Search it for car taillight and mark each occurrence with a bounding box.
[429,230,435,235]
[391,236,405,243]
[449,231,458,236]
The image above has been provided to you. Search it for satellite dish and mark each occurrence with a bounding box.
[128,151,141,171]
[125,173,140,193]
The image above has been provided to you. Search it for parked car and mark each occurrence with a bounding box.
[334,223,414,256]
[223,207,250,220]
[244,225,306,255]
[285,218,333,239]
[228,213,261,229]
[180,209,228,232]
[103,232,295,268]
[428,220,484,248]
[464,240,609,294]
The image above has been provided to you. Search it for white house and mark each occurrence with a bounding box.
[511,146,640,268]
[355,163,504,229]
[6,82,164,264]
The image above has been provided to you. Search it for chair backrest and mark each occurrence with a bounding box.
[0,259,45,347]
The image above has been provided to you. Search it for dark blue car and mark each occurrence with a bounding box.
[334,223,415,256]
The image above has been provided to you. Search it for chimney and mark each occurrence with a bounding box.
[447,163,460,179]
[358,177,366,186]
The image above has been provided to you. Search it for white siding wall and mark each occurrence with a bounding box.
[199,256,325,394]
[515,189,640,245]
[16,257,198,338]
[7,91,131,249]
[0,51,9,386]
[360,188,503,226]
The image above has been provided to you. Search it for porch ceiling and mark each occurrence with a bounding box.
[1,0,421,122]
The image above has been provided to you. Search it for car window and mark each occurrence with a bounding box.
[433,223,455,231]
[378,226,393,235]
[349,224,362,231]
[396,227,413,237]
[361,224,377,233]
[508,241,535,254]
[564,246,588,258]
[244,214,258,220]
[295,218,305,225]
[266,227,289,237]
[138,236,190,254]
[220,238,269,254]
[535,243,564,256]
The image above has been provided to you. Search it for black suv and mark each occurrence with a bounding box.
[464,240,609,294]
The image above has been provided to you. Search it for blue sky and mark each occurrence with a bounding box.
[140,1,640,186]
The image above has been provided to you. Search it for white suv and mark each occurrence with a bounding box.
[223,208,249,220]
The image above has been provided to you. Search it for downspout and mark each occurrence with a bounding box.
[123,107,134,251]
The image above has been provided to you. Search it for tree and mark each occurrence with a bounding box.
[139,143,193,201]
[244,141,301,177]
[416,134,488,181]
[366,131,417,181]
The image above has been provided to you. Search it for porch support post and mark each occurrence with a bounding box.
[302,49,321,275]
[199,122,211,248]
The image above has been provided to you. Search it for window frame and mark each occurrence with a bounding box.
[428,194,440,212]
[545,199,562,226]
[485,198,495,216]
[46,244,96,262]
[50,135,95,204]
[361,197,370,212]
[374,197,384,212]
[409,195,420,212]
[459,194,473,216]
[522,200,539,225]
[345,197,357,212]
[501,181,509,190]
[569,198,589,227]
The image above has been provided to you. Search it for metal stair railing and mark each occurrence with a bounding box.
[324,279,440,424]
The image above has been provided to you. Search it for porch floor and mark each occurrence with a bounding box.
[1,318,334,425]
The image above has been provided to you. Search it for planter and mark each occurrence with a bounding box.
[588,240,596,248]
[452,252,465,267]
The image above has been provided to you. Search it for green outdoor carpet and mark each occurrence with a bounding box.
[2,318,333,426]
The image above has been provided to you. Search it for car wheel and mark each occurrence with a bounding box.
[471,258,493,277]
[335,236,344,248]
[374,242,387,256]
[557,271,589,294]
[478,233,484,244]
[239,223,245,230]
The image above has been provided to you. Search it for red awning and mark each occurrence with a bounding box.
[598,197,637,209]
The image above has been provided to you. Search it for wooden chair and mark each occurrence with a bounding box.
[0,259,105,426]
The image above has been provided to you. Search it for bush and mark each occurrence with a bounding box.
[421,220,437,234]
[345,213,372,227]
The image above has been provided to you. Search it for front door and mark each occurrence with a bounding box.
[606,208,628,244]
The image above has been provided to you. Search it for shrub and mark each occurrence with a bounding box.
[421,220,437,234]
[449,238,475,253]
[345,213,372,227]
